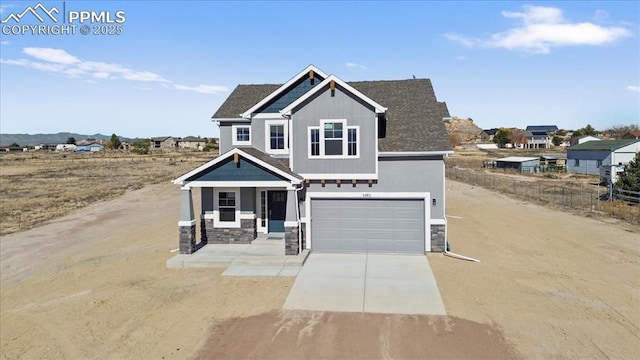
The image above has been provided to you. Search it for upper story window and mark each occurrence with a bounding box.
[264,119,288,155]
[232,125,251,146]
[309,119,359,158]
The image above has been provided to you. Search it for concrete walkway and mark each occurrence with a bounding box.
[166,238,309,277]
[283,253,447,315]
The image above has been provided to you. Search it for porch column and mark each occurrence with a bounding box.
[178,186,196,254]
[284,189,299,255]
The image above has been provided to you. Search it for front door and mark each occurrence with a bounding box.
[267,191,287,232]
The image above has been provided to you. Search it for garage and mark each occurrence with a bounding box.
[310,199,426,254]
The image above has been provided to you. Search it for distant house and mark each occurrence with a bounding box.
[56,144,76,152]
[569,135,600,147]
[178,136,207,150]
[495,156,540,173]
[480,128,499,142]
[150,136,178,149]
[567,139,640,182]
[76,143,104,152]
[524,125,558,149]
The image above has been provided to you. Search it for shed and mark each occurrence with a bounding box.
[496,156,540,173]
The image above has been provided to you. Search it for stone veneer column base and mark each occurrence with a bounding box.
[430,224,446,253]
[210,218,256,244]
[285,226,299,255]
[179,224,196,254]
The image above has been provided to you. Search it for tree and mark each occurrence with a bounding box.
[108,134,122,149]
[552,136,564,146]
[509,129,527,147]
[493,128,511,148]
[202,138,219,152]
[583,124,597,136]
[555,129,567,136]
[66,137,76,145]
[9,142,20,147]
[131,139,150,154]
[615,153,640,192]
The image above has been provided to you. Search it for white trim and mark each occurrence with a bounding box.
[241,65,328,118]
[214,188,241,228]
[172,147,302,185]
[232,125,251,146]
[307,119,361,159]
[178,220,196,227]
[280,74,387,116]
[431,219,446,225]
[305,192,431,252]
[298,173,378,180]
[308,126,320,158]
[180,186,191,191]
[264,119,289,155]
[299,217,308,223]
[215,118,251,123]
[186,181,296,189]
[239,213,256,219]
[378,151,454,157]
[202,214,215,220]
[284,221,298,227]
[251,113,283,119]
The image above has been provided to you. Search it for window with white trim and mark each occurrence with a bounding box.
[232,125,251,146]
[218,192,236,222]
[596,159,602,168]
[309,120,359,158]
[264,119,288,154]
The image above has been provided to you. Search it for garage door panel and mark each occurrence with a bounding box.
[311,199,425,254]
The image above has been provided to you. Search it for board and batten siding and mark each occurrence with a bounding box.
[290,85,377,175]
[567,151,610,175]
[303,157,445,220]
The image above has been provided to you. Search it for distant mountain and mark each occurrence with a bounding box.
[0,133,139,147]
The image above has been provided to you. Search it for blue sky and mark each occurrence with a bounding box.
[1,1,638,139]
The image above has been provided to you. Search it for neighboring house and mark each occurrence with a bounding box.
[178,136,207,150]
[495,156,540,173]
[172,65,453,256]
[567,139,640,182]
[480,128,499,142]
[151,136,178,149]
[524,125,558,149]
[569,135,600,147]
[56,144,76,151]
[76,143,104,152]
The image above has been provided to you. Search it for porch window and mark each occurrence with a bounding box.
[260,191,266,227]
[232,125,251,145]
[218,192,236,222]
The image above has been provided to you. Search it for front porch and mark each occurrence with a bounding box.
[167,234,310,275]
[173,147,305,256]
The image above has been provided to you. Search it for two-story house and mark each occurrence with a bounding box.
[173,65,452,256]
[524,125,558,149]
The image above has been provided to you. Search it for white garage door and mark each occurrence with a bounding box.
[311,199,425,254]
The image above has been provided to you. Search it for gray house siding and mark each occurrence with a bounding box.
[219,124,233,153]
[291,85,377,175]
[567,151,610,175]
[240,188,256,213]
[303,157,445,220]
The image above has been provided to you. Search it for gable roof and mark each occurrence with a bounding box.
[568,139,639,151]
[526,125,558,132]
[240,65,328,118]
[212,76,451,152]
[172,147,302,185]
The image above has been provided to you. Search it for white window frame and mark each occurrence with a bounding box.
[310,119,359,159]
[264,119,289,155]
[232,125,251,146]
[308,126,320,158]
[213,188,240,228]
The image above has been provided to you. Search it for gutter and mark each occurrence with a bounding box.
[379,151,454,158]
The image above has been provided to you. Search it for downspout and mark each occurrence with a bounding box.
[443,216,480,262]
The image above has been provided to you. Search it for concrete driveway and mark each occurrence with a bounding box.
[283,253,446,315]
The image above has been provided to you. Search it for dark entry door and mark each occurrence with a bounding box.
[268,191,287,232]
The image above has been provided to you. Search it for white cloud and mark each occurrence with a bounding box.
[0,47,226,94]
[626,85,640,93]
[445,5,632,54]
[346,62,367,69]
[23,47,80,64]
[0,40,10,46]
[173,84,229,94]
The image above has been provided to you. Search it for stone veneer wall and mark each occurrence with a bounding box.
[430,224,446,253]
[179,224,196,254]
[206,218,256,244]
[284,226,299,255]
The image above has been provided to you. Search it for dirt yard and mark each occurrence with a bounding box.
[1,179,638,359]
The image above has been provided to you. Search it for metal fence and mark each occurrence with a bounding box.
[447,167,640,224]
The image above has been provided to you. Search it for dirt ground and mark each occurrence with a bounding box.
[1,180,638,359]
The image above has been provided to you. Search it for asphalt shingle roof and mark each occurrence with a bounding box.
[212,79,451,152]
[568,139,639,151]
[526,125,558,132]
